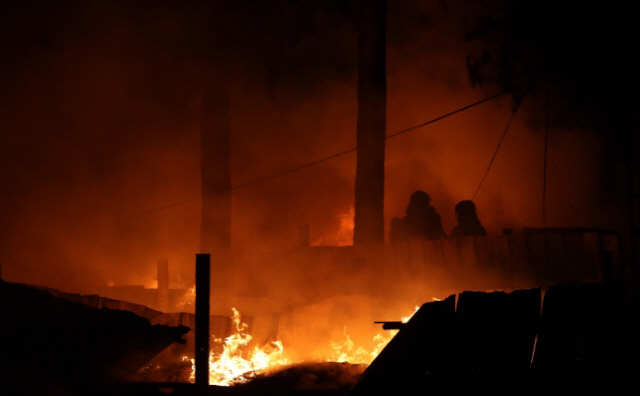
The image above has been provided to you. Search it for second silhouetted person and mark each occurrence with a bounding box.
[451,200,486,237]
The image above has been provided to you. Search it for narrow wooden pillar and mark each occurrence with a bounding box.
[353,0,387,246]
[157,260,170,312]
[195,254,211,386]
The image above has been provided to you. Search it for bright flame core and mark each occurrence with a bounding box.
[207,308,290,386]
[185,305,423,386]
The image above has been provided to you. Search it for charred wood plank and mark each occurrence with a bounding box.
[348,295,456,395]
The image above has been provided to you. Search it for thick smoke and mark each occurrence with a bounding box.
[0,0,629,300]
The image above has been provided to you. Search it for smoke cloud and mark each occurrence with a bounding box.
[0,0,629,302]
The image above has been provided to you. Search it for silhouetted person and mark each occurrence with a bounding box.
[390,191,447,241]
[451,200,486,237]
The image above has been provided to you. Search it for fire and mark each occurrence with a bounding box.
[330,327,395,364]
[207,308,290,385]
[188,308,291,386]
[185,304,422,386]
[402,305,421,323]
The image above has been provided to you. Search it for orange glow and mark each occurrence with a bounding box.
[329,327,395,364]
[188,308,291,386]
[176,286,195,310]
[401,305,420,323]
[312,206,355,246]
[185,305,425,386]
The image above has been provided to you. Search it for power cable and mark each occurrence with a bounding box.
[234,91,508,190]
[231,147,357,190]
[123,91,508,219]
[471,101,520,200]
[119,196,202,220]
[385,91,506,139]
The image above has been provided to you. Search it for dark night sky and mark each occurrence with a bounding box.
[0,0,636,293]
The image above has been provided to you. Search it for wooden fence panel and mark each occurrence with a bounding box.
[531,283,629,390]
[455,289,541,384]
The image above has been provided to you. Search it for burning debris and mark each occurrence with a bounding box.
[1,273,635,396]
[177,305,404,387]
[198,308,290,386]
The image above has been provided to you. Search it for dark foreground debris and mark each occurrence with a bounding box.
[349,282,637,395]
[0,280,189,395]
[1,280,637,395]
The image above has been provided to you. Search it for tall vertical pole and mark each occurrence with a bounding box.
[157,260,170,312]
[195,254,211,387]
[353,0,387,246]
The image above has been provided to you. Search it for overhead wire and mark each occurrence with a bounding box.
[471,101,521,200]
[120,196,202,220]
[122,90,509,219]
[234,90,508,190]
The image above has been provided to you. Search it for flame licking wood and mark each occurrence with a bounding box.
[187,308,290,386]
[184,305,423,386]
[207,308,290,386]
[330,327,395,364]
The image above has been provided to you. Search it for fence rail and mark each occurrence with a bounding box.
[286,228,621,300]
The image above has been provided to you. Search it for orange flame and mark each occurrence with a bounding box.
[188,308,290,386]
[330,327,395,364]
[186,304,422,386]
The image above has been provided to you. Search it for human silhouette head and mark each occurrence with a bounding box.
[406,190,431,214]
[455,200,479,224]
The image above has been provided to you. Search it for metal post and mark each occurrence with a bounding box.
[195,254,211,386]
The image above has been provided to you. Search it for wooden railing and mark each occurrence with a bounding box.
[285,228,621,300]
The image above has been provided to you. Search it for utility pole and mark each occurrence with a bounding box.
[353,0,387,246]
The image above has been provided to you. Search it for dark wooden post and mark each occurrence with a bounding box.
[353,0,387,246]
[195,253,211,386]
[157,260,170,312]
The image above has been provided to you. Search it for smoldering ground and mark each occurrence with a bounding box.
[0,0,633,299]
